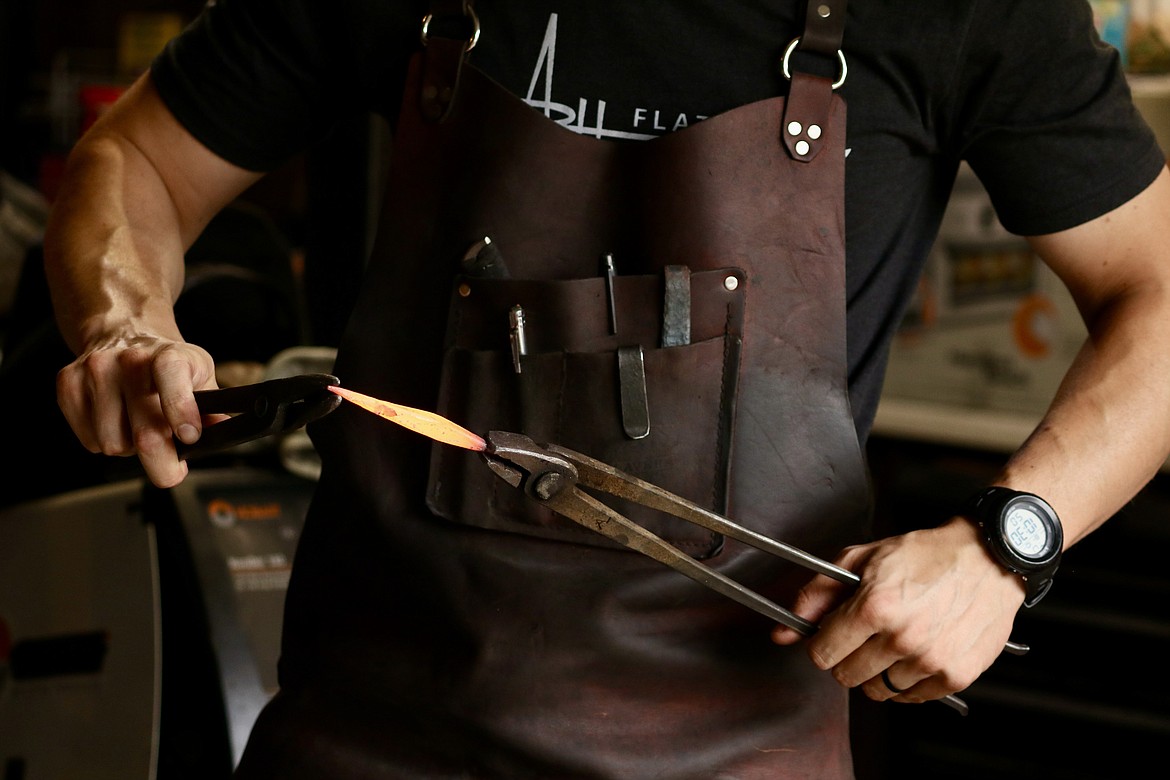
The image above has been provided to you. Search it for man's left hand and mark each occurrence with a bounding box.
[771,517,1025,703]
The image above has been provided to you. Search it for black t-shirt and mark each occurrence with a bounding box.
[154,0,1164,434]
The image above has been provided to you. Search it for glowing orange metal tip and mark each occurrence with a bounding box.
[328,386,486,451]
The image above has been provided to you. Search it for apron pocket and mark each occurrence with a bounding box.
[426,270,745,558]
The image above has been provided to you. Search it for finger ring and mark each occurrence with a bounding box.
[881,670,908,694]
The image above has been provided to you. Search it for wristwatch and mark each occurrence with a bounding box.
[961,487,1063,608]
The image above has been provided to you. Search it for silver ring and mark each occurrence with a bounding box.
[420,6,481,51]
[781,37,847,90]
[881,670,908,694]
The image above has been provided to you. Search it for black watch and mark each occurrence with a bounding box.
[962,487,1063,608]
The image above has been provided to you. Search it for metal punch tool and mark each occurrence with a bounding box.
[481,430,1032,716]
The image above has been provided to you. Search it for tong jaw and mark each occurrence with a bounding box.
[482,430,577,500]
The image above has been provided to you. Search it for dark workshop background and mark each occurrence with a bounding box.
[0,2,1167,779]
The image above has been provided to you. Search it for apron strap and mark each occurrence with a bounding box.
[420,0,480,122]
[798,0,847,58]
[782,0,848,162]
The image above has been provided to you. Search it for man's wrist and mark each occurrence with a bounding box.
[940,516,1028,598]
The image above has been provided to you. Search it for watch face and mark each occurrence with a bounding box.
[1003,502,1054,561]
[970,488,1063,604]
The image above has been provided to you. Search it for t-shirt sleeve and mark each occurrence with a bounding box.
[151,0,419,172]
[957,0,1164,235]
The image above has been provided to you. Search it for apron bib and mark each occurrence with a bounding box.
[239,3,871,777]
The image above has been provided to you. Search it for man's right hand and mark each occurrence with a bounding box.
[57,334,218,488]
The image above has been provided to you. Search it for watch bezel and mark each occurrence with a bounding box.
[993,493,1062,569]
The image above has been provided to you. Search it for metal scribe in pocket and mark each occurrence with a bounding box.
[617,345,650,440]
[509,304,527,373]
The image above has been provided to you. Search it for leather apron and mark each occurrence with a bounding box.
[237,2,871,778]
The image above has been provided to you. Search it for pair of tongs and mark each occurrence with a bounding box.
[482,430,1029,716]
[176,373,342,459]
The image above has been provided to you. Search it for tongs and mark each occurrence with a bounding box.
[176,373,342,459]
[482,430,1030,716]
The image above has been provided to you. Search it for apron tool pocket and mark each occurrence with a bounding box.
[427,269,745,558]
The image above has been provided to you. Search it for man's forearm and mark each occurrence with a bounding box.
[995,282,1170,547]
[44,130,188,356]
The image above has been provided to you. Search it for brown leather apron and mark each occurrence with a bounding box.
[238,2,871,777]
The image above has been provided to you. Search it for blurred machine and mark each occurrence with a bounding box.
[0,480,158,780]
[0,466,316,780]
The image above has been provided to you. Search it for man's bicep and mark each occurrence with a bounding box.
[100,72,264,247]
[1027,165,1170,320]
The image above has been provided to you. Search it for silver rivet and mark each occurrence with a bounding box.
[787,120,802,137]
[533,472,565,500]
[724,275,739,292]
[807,124,822,140]
[818,4,832,18]
[795,139,811,156]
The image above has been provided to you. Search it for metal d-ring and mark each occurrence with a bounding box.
[781,37,847,90]
[420,5,482,51]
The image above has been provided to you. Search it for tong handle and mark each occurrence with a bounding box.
[177,374,340,460]
[539,477,969,715]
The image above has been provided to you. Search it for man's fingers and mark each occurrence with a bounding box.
[781,546,877,663]
[56,364,102,453]
[771,568,857,646]
[57,354,135,456]
[151,343,213,444]
[93,364,136,455]
[123,375,189,487]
